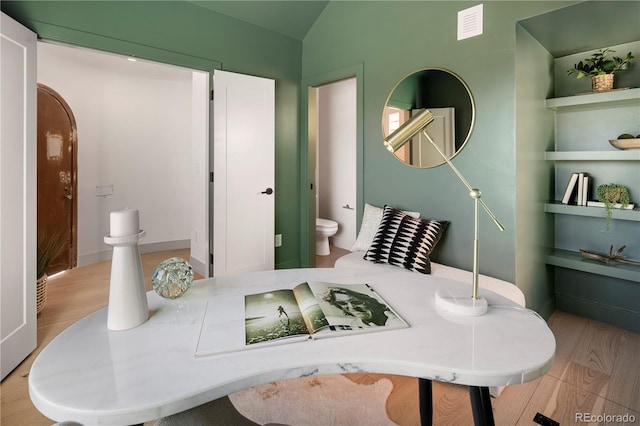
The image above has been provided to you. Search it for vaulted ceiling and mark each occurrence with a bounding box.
[189,1,329,40]
[190,1,639,57]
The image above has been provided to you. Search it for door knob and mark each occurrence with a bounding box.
[65,194,73,200]
[261,188,274,195]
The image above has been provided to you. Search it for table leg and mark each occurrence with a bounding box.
[469,386,495,426]
[419,378,433,426]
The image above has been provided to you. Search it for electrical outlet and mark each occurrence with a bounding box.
[533,412,559,426]
[275,234,282,247]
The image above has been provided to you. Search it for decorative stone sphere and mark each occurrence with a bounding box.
[152,257,194,299]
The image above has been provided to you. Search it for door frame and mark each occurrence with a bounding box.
[300,63,364,267]
[37,83,78,271]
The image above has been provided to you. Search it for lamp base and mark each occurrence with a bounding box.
[435,288,488,316]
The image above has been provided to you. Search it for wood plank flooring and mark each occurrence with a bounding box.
[1,247,638,425]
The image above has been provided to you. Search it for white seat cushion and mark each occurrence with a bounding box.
[334,252,524,307]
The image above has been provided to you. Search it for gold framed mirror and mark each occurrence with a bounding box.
[382,68,475,168]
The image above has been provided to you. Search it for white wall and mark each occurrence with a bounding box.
[317,78,357,250]
[37,42,200,266]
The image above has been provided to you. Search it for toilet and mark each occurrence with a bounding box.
[316,218,339,256]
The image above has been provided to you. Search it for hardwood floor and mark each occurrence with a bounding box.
[2,248,639,425]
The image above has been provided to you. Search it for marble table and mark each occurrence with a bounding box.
[29,267,555,425]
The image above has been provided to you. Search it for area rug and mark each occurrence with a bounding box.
[155,374,396,426]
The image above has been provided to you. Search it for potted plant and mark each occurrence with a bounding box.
[37,230,68,314]
[567,48,634,92]
[596,183,630,229]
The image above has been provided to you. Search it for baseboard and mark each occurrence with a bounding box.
[331,237,352,252]
[77,239,190,267]
[189,255,208,278]
[276,258,301,269]
[556,294,640,333]
[536,296,556,321]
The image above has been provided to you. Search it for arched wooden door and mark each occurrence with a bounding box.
[37,84,77,275]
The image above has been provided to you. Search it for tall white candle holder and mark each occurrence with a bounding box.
[104,230,149,331]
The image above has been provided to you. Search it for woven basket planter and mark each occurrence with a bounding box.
[37,274,48,314]
[592,74,614,92]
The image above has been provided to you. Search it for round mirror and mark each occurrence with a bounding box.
[382,68,475,168]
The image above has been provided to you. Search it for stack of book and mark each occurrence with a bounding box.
[561,172,590,205]
[561,172,636,210]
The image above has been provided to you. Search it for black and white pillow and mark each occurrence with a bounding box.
[351,203,420,252]
[364,205,448,274]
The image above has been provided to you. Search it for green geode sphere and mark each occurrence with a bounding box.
[152,257,194,299]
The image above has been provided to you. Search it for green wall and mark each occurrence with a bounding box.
[3,0,586,315]
[302,1,574,314]
[514,24,556,319]
[1,0,304,269]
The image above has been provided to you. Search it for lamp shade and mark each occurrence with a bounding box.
[383,109,434,153]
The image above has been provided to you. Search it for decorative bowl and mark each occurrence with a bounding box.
[609,138,640,150]
[152,257,194,299]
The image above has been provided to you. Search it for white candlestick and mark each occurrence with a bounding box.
[110,208,139,237]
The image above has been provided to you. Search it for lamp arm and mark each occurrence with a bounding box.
[420,129,505,231]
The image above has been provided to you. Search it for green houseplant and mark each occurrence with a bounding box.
[567,49,634,92]
[36,230,68,313]
[596,183,630,229]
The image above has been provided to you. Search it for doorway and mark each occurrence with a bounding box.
[315,78,357,251]
[37,83,77,275]
[301,64,363,267]
[36,41,208,272]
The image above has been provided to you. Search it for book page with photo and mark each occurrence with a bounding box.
[297,281,407,334]
[195,281,408,357]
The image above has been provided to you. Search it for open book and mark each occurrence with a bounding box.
[195,281,408,357]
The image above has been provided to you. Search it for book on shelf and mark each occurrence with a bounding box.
[195,281,409,357]
[586,201,635,210]
[561,173,579,204]
[577,173,585,206]
[580,173,589,206]
[562,172,590,205]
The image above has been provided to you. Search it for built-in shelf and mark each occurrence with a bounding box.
[546,87,640,111]
[545,84,640,330]
[545,150,640,161]
[546,248,640,283]
[544,202,640,221]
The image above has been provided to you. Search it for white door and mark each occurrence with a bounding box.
[213,70,275,276]
[412,107,455,167]
[1,13,38,380]
[317,78,357,250]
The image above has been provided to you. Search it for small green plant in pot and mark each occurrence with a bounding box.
[596,183,630,229]
[567,48,634,92]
